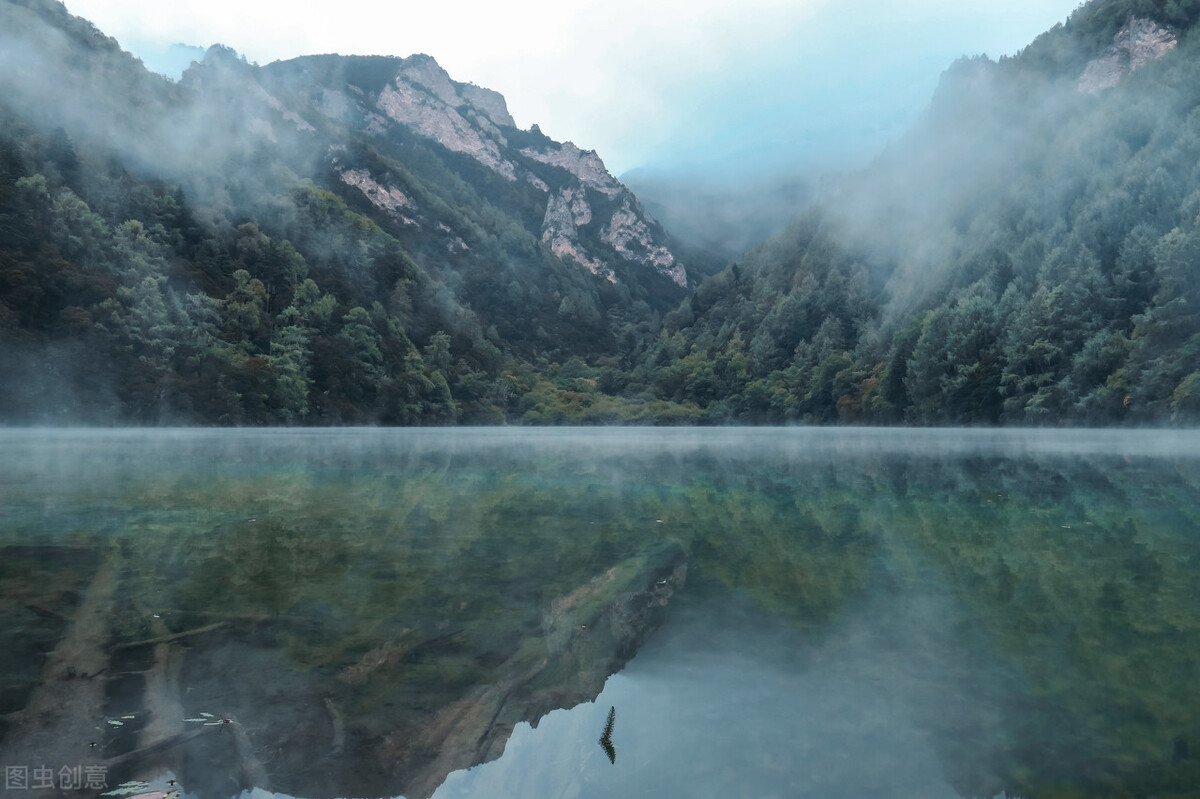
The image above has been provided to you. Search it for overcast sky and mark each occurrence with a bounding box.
[62,0,1082,178]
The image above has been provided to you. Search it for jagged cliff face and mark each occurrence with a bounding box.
[603,195,687,287]
[248,52,687,289]
[542,187,614,282]
[1079,17,1177,93]
[374,67,519,180]
[0,0,695,427]
[521,140,624,196]
[0,0,687,298]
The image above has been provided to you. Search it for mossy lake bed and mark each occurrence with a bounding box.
[1,427,1198,798]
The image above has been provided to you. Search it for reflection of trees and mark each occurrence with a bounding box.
[874,456,1200,798]
[598,450,1200,799]
[666,459,881,629]
[6,438,1200,798]
[18,445,693,798]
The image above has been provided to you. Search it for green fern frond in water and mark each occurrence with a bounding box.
[599,705,616,764]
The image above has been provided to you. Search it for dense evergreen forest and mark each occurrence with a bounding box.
[627,0,1200,425]
[6,0,1200,425]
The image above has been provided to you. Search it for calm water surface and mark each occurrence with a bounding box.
[1,428,1198,799]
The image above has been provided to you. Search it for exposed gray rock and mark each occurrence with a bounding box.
[460,83,517,128]
[338,169,418,226]
[521,141,624,197]
[525,173,550,192]
[542,188,614,282]
[1079,17,1176,93]
[603,196,688,287]
[398,55,465,108]
[248,50,683,290]
[377,80,517,180]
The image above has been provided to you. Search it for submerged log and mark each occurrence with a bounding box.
[130,606,186,781]
[0,549,120,796]
[112,622,227,650]
[324,697,346,756]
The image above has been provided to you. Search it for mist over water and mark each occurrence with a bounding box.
[2,427,1200,799]
[6,424,1196,465]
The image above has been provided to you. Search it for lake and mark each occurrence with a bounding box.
[1,427,1198,799]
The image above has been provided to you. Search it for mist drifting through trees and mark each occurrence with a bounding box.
[6,0,1200,425]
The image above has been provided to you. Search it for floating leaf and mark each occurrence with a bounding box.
[107,719,123,726]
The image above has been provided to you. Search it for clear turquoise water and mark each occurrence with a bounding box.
[1,428,1198,799]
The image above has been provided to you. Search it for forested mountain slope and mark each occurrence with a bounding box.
[8,0,1200,426]
[620,0,1200,425]
[0,0,689,424]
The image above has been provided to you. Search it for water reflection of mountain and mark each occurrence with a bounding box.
[0,506,686,798]
[1,429,1199,798]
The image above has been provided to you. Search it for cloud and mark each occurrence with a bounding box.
[62,0,1078,175]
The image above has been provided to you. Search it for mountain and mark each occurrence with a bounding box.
[0,0,690,424]
[617,0,1200,426]
[621,166,813,272]
[8,0,1200,427]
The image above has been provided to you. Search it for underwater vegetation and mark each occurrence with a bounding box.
[1,428,1198,798]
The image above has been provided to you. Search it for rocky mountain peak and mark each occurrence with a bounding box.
[179,45,246,90]
[201,43,246,66]
[398,54,466,107]
[390,54,517,129]
[275,52,686,288]
[520,140,624,197]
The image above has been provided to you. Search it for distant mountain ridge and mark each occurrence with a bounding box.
[7,0,1200,426]
[163,43,687,289]
[618,0,1200,426]
[0,0,692,424]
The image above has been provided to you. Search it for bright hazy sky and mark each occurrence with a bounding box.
[62,0,1083,177]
